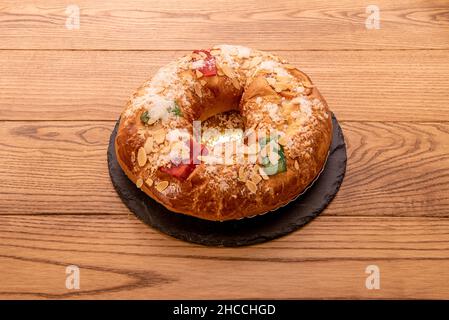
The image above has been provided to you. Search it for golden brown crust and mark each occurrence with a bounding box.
[115,45,332,221]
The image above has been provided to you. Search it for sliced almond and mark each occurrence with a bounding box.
[245,180,257,193]
[278,136,288,146]
[221,64,235,78]
[137,147,147,167]
[238,166,247,182]
[259,167,269,180]
[294,160,299,170]
[250,56,262,68]
[200,79,207,86]
[217,68,224,76]
[251,173,262,185]
[276,75,292,83]
[145,178,154,187]
[136,178,143,188]
[196,70,203,78]
[147,117,157,125]
[154,131,166,145]
[266,77,276,86]
[276,81,291,90]
[273,82,291,93]
[194,82,202,97]
[156,181,169,192]
[144,137,154,153]
[269,151,280,165]
[184,72,193,81]
[161,145,171,154]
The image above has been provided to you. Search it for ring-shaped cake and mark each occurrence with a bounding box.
[115,45,332,221]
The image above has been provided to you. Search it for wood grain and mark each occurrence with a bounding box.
[0,214,448,299]
[1,50,449,121]
[1,121,449,217]
[0,0,448,50]
[1,0,449,300]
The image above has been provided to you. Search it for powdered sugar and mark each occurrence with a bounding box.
[126,60,189,123]
[264,102,283,122]
[166,128,191,142]
[258,60,278,73]
[191,59,205,69]
[300,98,312,117]
[274,67,291,78]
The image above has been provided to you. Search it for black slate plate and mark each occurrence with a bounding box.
[108,114,346,246]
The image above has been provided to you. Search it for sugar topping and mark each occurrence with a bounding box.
[258,60,278,73]
[299,97,312,117]
[166,128,191,142]
[123,45,330,194]
[213,44,241,68]
[124,61,188,122]
[191,59,205,69]
[264,102,283,122]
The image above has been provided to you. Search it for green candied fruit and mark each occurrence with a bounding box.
[170,101,183,117]
[277,151,287,173]
[140,110,150,124]
[263,155,286,175]
[261,140,287,175]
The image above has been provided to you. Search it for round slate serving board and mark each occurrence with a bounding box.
[108,114,346,247]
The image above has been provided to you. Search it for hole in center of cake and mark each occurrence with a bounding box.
[201,110,245,148]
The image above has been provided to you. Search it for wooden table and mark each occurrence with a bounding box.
[1,0,449,299]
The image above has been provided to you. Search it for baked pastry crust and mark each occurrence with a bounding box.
[115,45,332,221]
